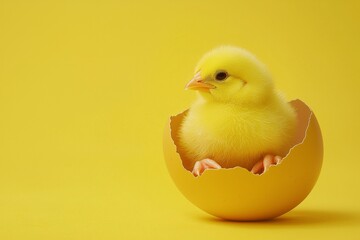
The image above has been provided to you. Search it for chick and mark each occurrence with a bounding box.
[179,46,297,176]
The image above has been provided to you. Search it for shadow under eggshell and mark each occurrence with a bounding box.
[163,99,323,221]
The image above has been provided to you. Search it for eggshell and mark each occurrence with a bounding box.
[163,99,323,221]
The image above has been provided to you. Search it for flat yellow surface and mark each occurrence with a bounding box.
[0,0,359,239]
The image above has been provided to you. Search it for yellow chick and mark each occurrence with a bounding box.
[179,46,297,176]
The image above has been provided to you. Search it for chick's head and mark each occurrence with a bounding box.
[186,46,274,106]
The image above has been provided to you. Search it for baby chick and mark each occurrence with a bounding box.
[179,46,297,176]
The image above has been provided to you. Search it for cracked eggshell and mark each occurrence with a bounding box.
[163,99,323,221]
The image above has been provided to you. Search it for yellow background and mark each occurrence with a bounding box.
[0,0,359,239]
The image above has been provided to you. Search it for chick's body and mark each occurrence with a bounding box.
[180,93,296,170]
[179,46,296,173]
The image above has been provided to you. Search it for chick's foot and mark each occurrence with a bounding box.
[251,154,282,175]
[192,159,222,177]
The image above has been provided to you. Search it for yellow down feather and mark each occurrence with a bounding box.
[179,46,297,170]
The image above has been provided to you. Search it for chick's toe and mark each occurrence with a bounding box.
[251,154,282,175]
[192,158,222,177]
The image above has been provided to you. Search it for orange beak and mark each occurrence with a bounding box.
[185,72,215,91]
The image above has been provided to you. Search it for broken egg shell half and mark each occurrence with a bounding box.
[163,99,323,221]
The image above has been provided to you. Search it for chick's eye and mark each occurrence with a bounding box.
[215,71,228,81]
